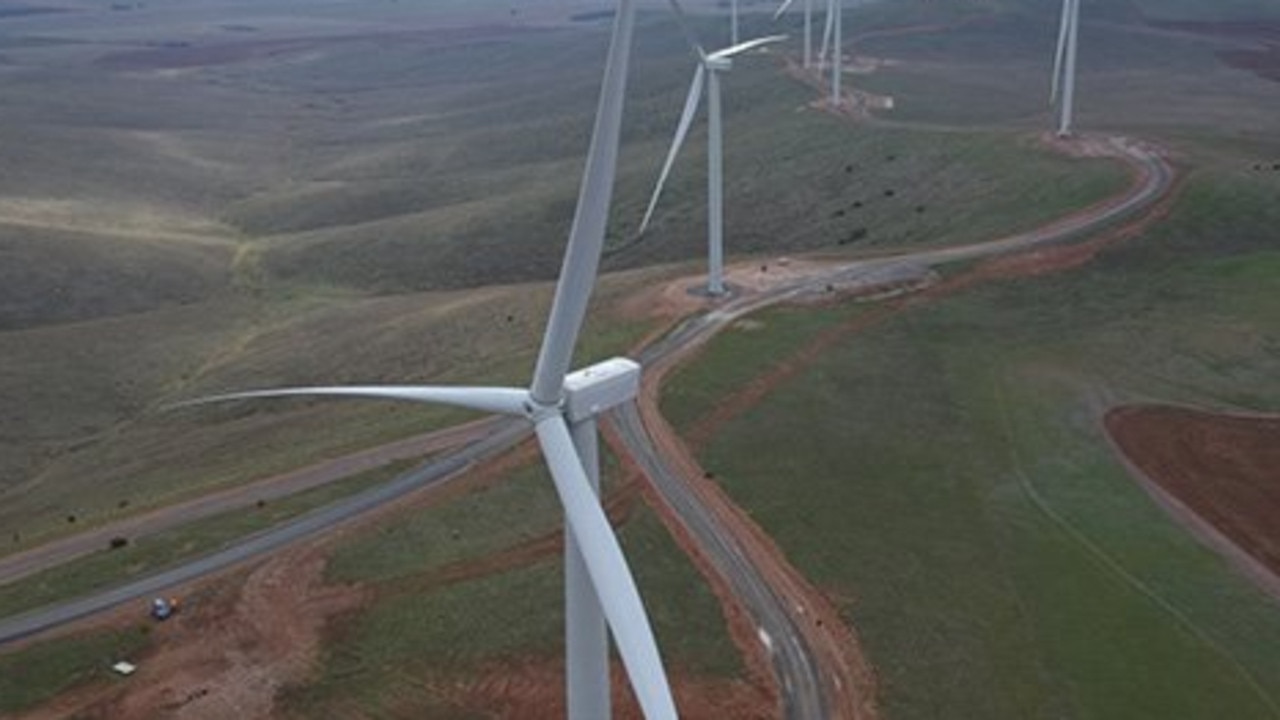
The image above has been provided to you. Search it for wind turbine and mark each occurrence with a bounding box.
[818,0,844,105]
[1050,0,1080,137]
[774,0,814,69]
[177,3,677,719]
[638,0,785,296]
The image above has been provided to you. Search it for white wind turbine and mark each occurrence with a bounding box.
[1050,0,1081,137]
[818,0,844,105]
[638,0,785,296]
[178,3,677,719]
[773,0,814,69]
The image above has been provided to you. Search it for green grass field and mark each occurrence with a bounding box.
[0,626,150,715]
[661,154,1280,718]
[279,454,744,718]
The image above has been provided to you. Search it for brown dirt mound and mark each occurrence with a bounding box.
[1106,405,1280,596]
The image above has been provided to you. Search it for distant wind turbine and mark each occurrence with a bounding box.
[638,0,786,296]
[177,3,678,719]
[774,0,814,69]
[819,0,844,105]
[1050,0,1080,137]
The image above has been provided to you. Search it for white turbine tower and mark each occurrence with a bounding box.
[731,0,739,45]
[1050,0,1081,137]
[178,3,677,719]
[774,0,814,69]
[638,1,785,296]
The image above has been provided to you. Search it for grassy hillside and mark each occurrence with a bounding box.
[662,144,1280,718]
[0,0,1150,541]
[0,267,667,548]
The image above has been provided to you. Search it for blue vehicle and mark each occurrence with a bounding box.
[150,597,177,620]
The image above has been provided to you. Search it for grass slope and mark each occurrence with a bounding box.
[662,156,1280,718]
[0,270,661,548]
[281,456,744,717]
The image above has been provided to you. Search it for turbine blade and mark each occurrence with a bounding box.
[709,34,789,60]
[639,65,706,236]
[173,385,530,417]
[773,0,797,21]
[665,0,710,62]
[529,1,636,405]
[534,416,678,720]
[1051,0,1071,104]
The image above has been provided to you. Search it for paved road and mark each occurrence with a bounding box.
[0,137,1173,716]
[0,419,501,586]
[0,420,529,645]
[613,402,829,718]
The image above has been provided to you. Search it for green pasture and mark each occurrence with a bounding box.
[282,456,743,717]
[662,163,1280,718]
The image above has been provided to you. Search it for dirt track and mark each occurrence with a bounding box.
[1106,405,1280,599]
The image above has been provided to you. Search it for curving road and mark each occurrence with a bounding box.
[1,137,1173,717]
[614,402,830,718]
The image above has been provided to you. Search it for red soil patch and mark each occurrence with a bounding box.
[1106,405,1280,598]
[17,545,366,720]
[438,658,775,720]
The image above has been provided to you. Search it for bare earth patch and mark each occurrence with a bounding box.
[442,659,775,720]
[1106,405,1280,600]
[17,545,365,720]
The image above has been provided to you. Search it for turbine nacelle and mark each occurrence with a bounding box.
[562,358,642,424]
[705,56,733,72]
